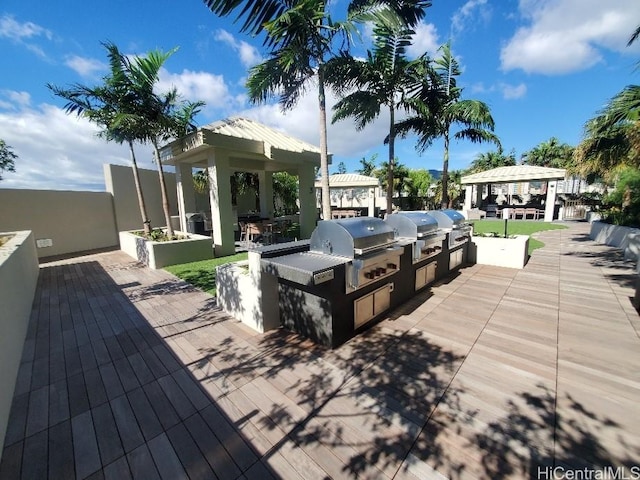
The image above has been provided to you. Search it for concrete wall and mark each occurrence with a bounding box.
[0,231,39,457]
[104,163,178,232]
[0,189,119,259]
[590,221,640,262]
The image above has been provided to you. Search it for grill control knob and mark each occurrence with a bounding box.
[387,263,397,270]
[378,268,387,275]
[435,246,441,251]
[365,271,375,279]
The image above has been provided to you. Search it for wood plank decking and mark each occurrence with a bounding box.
[1,222,639,479]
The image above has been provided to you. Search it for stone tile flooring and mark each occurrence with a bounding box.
[1,222,639,479]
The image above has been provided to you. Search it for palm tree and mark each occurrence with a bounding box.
[467,148,516,174]
[397,42,500,208]
[522,137,574,169]
[204,0,430,221]
[49,42,154,234]
[329,21,433,214]
[574,85,640,180]
[0,139,17,180]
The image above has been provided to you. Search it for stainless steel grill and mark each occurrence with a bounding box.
[426,209,472,248]
[310,218,402,293]
[385,211,446,263]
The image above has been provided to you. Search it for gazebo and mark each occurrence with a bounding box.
[160,117,325,256]
[314,173,380,217]
[461,165,566,222]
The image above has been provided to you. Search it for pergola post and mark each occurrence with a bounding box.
[544,180,557,222]
[464,186,473,211]
[298,165,317,238]
[208,151,235,256]
[475,184,483,207]
[368,188,375,217]
[175,163,196,233]
[258,171,274,219]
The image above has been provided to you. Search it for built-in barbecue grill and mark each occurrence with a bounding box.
[261,217,403,347]
[385,211,446,263]
[426,209,472,248]
[426,209,472,270]
[310,218,402,293]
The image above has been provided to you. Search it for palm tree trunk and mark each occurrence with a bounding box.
[441,130,450,209]
[128,141,152,235]
[152,138,175,238]
[318,68,332,221]
[387,105,395,216]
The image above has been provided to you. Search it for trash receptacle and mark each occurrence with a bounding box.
[187,213,205,235]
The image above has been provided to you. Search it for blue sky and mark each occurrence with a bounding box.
[1,0,638,191]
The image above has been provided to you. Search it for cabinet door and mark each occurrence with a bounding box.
[354,294,374,329]
[426,262,437,284]
[373,286,391,315]
[415,266,427,291]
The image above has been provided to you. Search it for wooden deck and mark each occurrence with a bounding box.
[1,222,639,479]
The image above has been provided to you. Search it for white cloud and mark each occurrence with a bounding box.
[501,0,640,74]
[0,103,154,191]
[0,90,31,109]
[157,68,242,113]
[239,81,392,158]
[407,22,440,58]
[500,82,527,99]
[451,0,490,37]
[0,14,52,41]
[214,29,263,68]
[0,15,52,59]
[64,55,107,77]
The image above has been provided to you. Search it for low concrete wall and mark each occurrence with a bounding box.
[119,230,214,269]
[470,234,529,269]
[0,189,119,259]
[590,221,640,262]
[0,231,39,458]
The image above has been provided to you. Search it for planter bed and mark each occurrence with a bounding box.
[119,230,213,269]
[470,234,529,269]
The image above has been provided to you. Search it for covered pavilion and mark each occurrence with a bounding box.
[314,173,380,217]
[160,117,325,256]
[461,165,566,222]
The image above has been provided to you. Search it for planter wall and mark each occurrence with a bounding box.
[469,234,529,269]
[119,230,214,269]
[590,221,640,262]
[0,231,39,459]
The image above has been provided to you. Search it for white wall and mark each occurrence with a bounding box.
[104,163,178,232]
[0,189,119,259]
[0,231,39,458]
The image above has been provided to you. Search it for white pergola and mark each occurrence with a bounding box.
[314,173,380,217]
[160,117,324,256]
[461,165,567,222]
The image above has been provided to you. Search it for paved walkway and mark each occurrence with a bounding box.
[1,222,639,479]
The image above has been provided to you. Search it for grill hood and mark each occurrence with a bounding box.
[310,217,396,257]
[425,209,467,229]
[385,211,439,238]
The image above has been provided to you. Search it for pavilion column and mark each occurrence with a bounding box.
[258,171,274,219]
[208,151,235,256]
[368,188,375,217]
[464,185,472,211]
[544,180,557,222]
[298,164,317,239]
[175,162,196,233]
[475,184,483,207]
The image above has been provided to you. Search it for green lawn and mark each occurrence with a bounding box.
[164,252,248,296]
[469,220,568,255]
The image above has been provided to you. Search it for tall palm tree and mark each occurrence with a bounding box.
[204,0,430,221]
[122,49,204,238]
[522,137,574,169]
[397,42,500,208]
[467,148,515,174]
[49,42,154,234]
[328,21,434,214]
